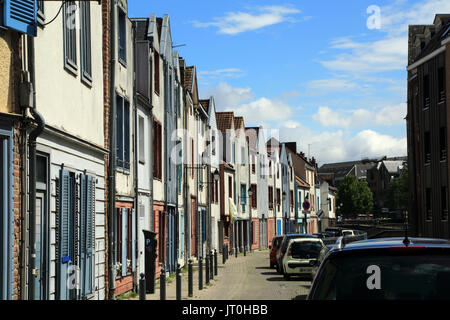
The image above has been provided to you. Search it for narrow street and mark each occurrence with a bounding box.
[191,250,311,300]
[134,249,311,300]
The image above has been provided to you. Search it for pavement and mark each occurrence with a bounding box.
[130,249,311,300]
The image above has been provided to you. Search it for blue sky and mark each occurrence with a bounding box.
[128,0,450,165]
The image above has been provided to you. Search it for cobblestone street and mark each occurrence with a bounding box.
[134,249,311,301]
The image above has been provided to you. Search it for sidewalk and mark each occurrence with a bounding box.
[129,250,258,300]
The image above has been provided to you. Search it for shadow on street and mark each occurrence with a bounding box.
[292,294,308,300]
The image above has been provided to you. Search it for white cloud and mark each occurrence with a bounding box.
[283,120,301,128]
[229,97,293,125]
[321,0,450,74]
[204,82,254,109]
[279,126,406,165]
[193,5,301,35]
[312,104,406,128]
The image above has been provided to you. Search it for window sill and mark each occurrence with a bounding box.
[116,167,130,175]
[64,60,78,78]
[81,72,93,88]
[118,58,127,68]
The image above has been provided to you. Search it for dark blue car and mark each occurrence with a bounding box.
[308,237,450,300]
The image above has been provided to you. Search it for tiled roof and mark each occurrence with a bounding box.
[216,112,234,134]
[184,66,195,92]
[234,117,244,136]
[245,127,259,151]
[199,99,210,114]
[296,175,310,189]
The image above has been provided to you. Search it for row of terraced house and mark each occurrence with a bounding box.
[0,0,336,300]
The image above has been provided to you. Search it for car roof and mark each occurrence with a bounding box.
[288,238,323,244]
[284,233,317,238]
[338,237,450,251]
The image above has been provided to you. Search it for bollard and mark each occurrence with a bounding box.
[139,273,146,300]
[205,254,210,285]
[199,257,203,290]
[214,249,218,276]
[244,244,246,256]
[235,246,238,258]
[222,244,226,264]
[176,264,182,301]
[188,259,193,297]
[210,251,214,280]
[160,267,166,300]
[225,244,228,261]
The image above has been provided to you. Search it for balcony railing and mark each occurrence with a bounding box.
[424,97,430,109]
[439,91,446,103]
[441,149,447,161]
[425,153,431,164]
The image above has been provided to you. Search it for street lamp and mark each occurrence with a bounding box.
[213,168,219,182]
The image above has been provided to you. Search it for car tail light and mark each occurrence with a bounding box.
[389,246,427,253]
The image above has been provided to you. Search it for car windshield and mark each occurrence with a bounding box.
[312,254,450,300]
[342,231,352,236]
[290,241,322,259]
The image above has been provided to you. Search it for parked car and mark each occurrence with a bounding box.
[270,236,283,269]
[341,229,356,237]
[320,231,336,238]
[282,238,324,280]
[311,244,335,279]
[276,233,319,274]
[308,237,450,300]
[324,227,344,237]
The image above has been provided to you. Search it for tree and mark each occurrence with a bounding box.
[336,175,373,219]
[385,167,409,210]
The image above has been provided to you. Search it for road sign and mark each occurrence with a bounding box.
[302,200,310,211]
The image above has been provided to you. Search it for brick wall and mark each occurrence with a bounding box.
[251,218,259,250]
[12,123,22,300]
[267,218,275,246]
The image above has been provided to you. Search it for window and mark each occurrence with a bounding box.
[80,1,92,85]
[116,95,130,170]
[37,0,45,25]
[328,198,332,211]
[442,186,448,221]
[241,184,247,212]
[440,127,447,161]
[423,74,430,109]
[268,186,273,209]
[118,6,126,64]
[276,188,281,208]
[63,1,77,74]
[153,120,162,179]
[215,179,219,204]
[269,161,272,177]
[290,190,294,209]
[228,176,232,199]
[191,138,194,179]
[438,67,445,102]
[232,143,236,164]
[154,51,160,95]
[277,165,280,179]
[241,147,245,165]
[424,131,431,165]
[426,188,432,220]
[138,116,145,164]
[252,155,256,174]
[251,184,257,209]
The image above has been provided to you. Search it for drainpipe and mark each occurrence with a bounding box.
[132,22,138,289]
[183,87,189,264]
[107,0,117,300]
[26,35,46,300]
[163,61,168,272]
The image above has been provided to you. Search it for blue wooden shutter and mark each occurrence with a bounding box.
[124,100,130,169]
[116,96,123,167]
[131,208,136,272]
[3,0,37,36]
[85,175,94,295]
[79,174,87,297]
[58,169,71,300]
[121,208,127,277]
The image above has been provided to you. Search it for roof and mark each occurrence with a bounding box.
[351,163,376,179]
[337,237,450,252]
[216,112,234,134]
[296,175,310,189]
[414,15,450,61]
[245,127,260,151]
[381,160,405,175]
[234,117,244,136]
[183,66,195,92]
[199,99,210,114]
